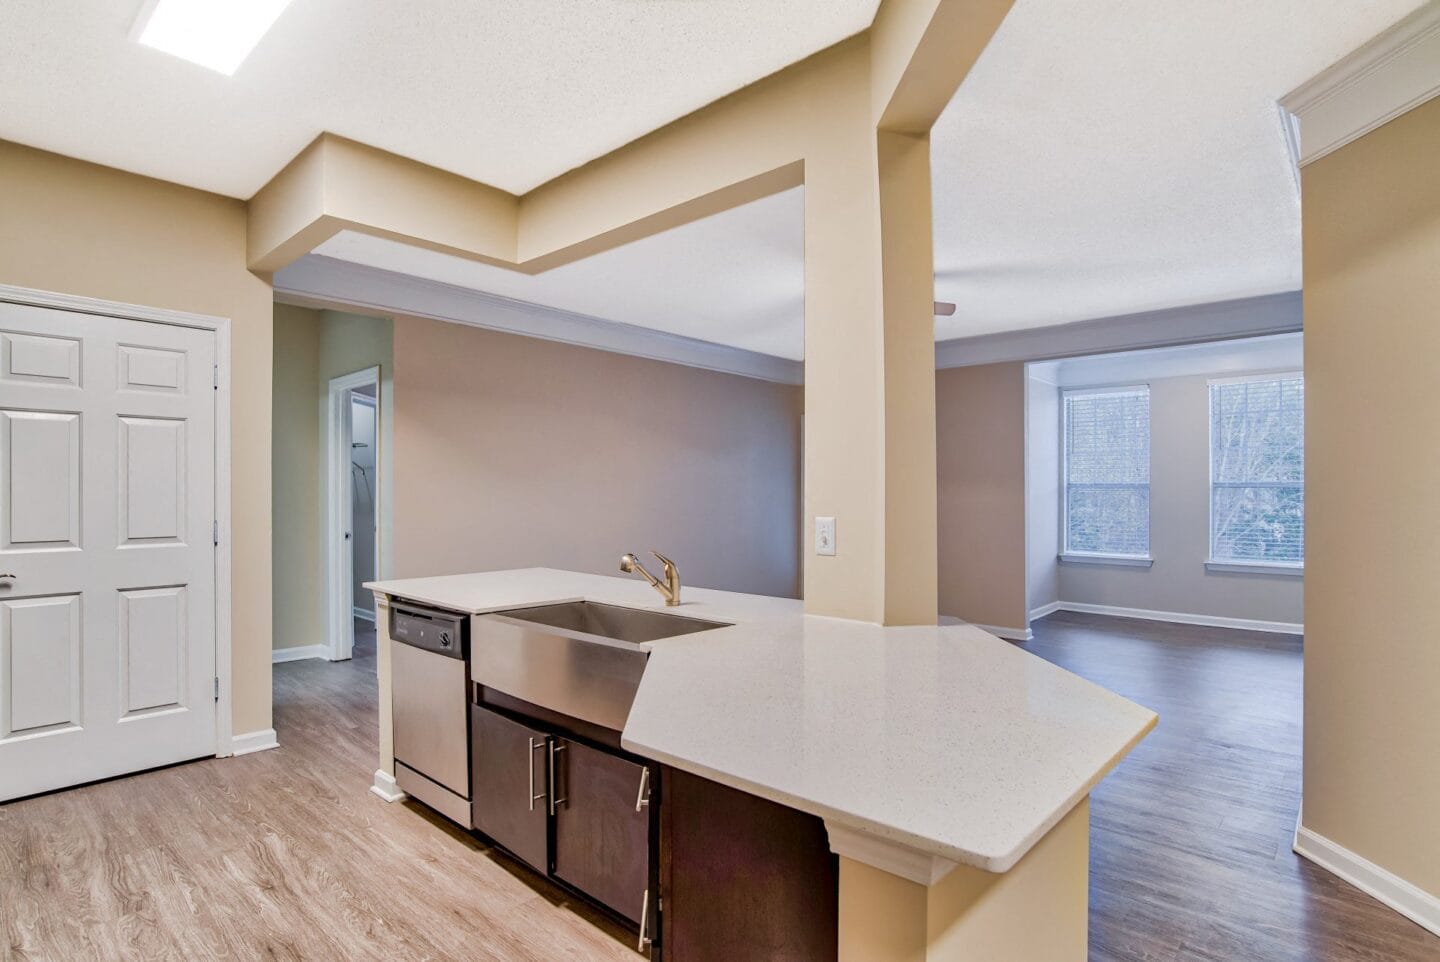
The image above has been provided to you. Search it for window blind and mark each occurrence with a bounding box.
[1064,386,1150,556]
[1210,375,1304,564]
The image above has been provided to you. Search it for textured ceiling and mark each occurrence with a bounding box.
[0,0,878,197]
[2,0,1426,353]
[315,188,808,360]
[313,1,1424,357]
[929,0,1425,340]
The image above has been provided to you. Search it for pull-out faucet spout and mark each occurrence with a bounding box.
[620,551,681,606]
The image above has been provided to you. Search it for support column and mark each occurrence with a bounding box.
[802,103,940,625]
[837,800,1090,962]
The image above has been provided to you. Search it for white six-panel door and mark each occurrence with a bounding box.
[0,302,216,801]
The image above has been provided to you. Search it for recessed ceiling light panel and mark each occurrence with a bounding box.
[134,0,295,75]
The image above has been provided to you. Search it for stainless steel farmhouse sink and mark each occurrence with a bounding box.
[495,600,728,645]
[472,602,730,731]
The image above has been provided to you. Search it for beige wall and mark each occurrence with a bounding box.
[271,305,394,651]
[273,306,323,650]
[250,0,1017,625]
[0,140,275,737]
[1053,372,1304,626]
[1301,95,1440,898]
[935,362,1028,630]
[391,315,803,598]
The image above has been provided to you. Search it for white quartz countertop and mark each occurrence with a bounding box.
[367,568,1157,874]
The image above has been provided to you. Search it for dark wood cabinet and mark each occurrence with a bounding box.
[660,767,837,962]
[553,739,652,925]
[471,698,836,961]
[469,705,550,873]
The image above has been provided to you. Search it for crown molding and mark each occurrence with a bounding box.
[274,255,803,385]
[1281,1,1440,166]
[934,291,1302,369]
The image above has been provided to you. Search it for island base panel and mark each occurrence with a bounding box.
[838,797,1089,962]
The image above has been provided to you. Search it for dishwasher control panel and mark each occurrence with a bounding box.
[390,602,469,659]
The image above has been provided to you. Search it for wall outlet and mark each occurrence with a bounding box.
[815,516,837,556]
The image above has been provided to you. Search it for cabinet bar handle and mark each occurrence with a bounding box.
[638,887,651,953]
[549,741,567,815]
[635,766,651,812]
[528,737,546,811]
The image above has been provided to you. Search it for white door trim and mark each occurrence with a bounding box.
[0,283,235,757]
[325,366,380,662]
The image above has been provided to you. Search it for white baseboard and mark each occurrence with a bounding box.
[371,769,407,803]
[972,623,1034,642]
[1294,823,1440,937]
[230,729,279,757]
[272,644,329,663]
[352,606,375,623]
[1028,600,1064,621]
[1041,601,1302,635]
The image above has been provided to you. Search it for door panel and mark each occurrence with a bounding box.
[119,586,186,716]
[0,301,216,802]
[470,705,550,873]
[553,739,651,924]
[1,594,82,738]
[118,416,186,544]
[1,330,80,387]
[2,410,81,550]
[117,344,186,393]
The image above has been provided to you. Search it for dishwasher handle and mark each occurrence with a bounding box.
[390,602,468,659]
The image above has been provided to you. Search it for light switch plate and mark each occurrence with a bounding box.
[815,516,836,556]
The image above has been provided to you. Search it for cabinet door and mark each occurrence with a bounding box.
[552,738,651,924]
[661,767,838,962]
[470,705,550,873]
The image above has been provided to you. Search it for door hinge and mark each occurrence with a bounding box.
[213,520,219,546]
[214,677,220,701]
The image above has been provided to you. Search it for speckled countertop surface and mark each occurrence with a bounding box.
[367,568,1157,873]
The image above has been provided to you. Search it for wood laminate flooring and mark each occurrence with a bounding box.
[0,622,638,962]
[1028,610,1439,961]
[1,612,1436,960]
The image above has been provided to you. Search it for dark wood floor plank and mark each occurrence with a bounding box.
[1028,610,1440,962]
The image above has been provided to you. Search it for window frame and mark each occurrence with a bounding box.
[1060,382,1154,566]
[1206,371,1305,575]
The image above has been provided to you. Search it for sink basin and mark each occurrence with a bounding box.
[494,600,729,644]
[471,601,730,732]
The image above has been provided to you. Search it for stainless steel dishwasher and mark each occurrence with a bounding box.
[390,601,471,826]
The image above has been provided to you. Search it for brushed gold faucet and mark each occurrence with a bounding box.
[620,551,681,606]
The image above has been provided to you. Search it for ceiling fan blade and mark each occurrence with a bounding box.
[933,301,957,317]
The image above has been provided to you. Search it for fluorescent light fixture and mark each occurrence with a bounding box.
[134,0,295,75]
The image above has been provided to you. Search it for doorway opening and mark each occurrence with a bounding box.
[326,366,381,662]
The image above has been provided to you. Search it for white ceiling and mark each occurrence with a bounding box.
[315,188,808,360]
[0,0,878,198]
[2,0,1426,356]
[1031,333,1303,389]
[310,0,1423,358]
[929,0,1425,340]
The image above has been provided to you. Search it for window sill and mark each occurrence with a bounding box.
[1059,553,1153,568]
[1205,560,1304,577]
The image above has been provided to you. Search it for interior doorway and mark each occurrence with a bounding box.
[326,366,381,662]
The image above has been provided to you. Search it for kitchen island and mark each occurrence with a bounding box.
[367,568,1157,961]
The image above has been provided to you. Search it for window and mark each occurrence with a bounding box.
[1209,374,1304,567]
[1063,386,1151,559]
